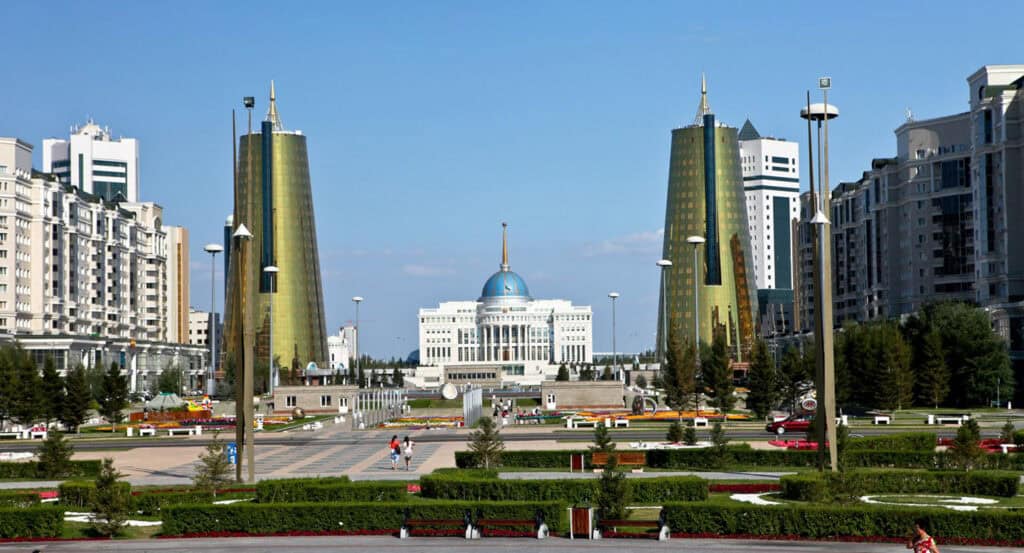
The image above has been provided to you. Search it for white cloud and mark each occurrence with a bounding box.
[402,264,456,277]
[583,228,664,257]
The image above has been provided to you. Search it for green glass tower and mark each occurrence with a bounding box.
[657,77,758,360]
[224,82,329,379]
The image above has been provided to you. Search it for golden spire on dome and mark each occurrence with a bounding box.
[501,222,509,271]
[266,80,283,130]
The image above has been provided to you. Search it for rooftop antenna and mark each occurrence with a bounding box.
[266,80,283,131]
[693,73,712,125]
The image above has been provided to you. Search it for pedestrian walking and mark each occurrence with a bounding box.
[388,435,400,470]
[403,436,414,471]
[907,519,940,553]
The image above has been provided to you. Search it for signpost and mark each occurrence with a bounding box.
[226,442,238,465]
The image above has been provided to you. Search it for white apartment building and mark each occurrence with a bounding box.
[42,120,140,203]
[408,225,592,388]
[327,325,356,372]
[739,119,801,290]
[0,137,205,391]
[188,308,220,347]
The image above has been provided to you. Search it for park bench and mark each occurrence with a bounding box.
[0,432,20,440]
[473,508,549,539]
[610,418,629,428]
[929,414,969,426]
[566,418,597,429]
[591,452,646,471]
[166,427,195,437]
[593,509,670,541]
[138,425,156,437]
[873,414,892,425]
[400,508,473,539]
[28,427,48,439]
[693,416,709,428]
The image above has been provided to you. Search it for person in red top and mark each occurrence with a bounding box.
[388,435,400,471]
[908,519,940,553]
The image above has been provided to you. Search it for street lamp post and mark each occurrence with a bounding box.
[263,265,279,394]
[686,236,706,414]
[608,292,619,381]
[656,260,673,365]
[352,296,363,386]
[204,244,223,397]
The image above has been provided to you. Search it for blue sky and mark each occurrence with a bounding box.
[4,2,1020,357]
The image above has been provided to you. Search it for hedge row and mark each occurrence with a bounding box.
[0,506,64,538]
[781,470,1020,501]
[847,432,936,452]
[161,501,567,535]
[256,481,406,504]
[0,460,102,479]
[420,474,706,504]
[254,476,352,503]
[0,490,41,508]
[455,450,586,469]
[663,502,1024,542]
[134,491,215,515]
[58,480,132,508]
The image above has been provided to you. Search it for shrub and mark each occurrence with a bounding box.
[0,490,41,508]
[455,450,586,469]
[420,473,706,504]
[847,432,935,452]
[663,502,1024,542]
[466,417,505,469]
[59,480,132,508]
[780,470,1019,501]
[0,459,102,479]
[596,456,629,519]
[950,419,984,470]
[162,500,567,535]
[254,476,351,503]
[667,421,684,444]
[91,458,131,537]
[0,506,64,538]
[134,491,215,515]
[36,431,74,478]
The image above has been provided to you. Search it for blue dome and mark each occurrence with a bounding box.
[480,270,531,300]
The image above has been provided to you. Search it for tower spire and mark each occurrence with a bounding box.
[266,80,283,130]
[501,222,509,271]
[693,72,712,125]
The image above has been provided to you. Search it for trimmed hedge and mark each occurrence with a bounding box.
[847,432,936,452]
[0,506,63,538]
[663,502,1024,542]
[0,459,102,480]
[455,450,587,469]
[254,476,352,503]
[134,491,215,515]
[256,481,406,504]
[162,500,567,535]
[59,480,132,508]
[0,490,41,508]
[420,474,706,504]
[781,470,1020,501]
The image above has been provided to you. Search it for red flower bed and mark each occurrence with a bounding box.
[669,532,1024,547]
[709,483,780,493]
[406,484,421,494]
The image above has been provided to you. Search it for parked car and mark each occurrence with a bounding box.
[765,413,814,435]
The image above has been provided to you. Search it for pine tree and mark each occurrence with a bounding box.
[98,363,128,433]
[705,332,735,413]
[661,324,697,417]
[357,366,367,388]
[556,364,570,381]
[635,374,648,389]
[779,346,811,412]
[682,423,698,446]
[745,339,778,419]
[391,367,404,388]
[193,433,233,496]
[916,329,949,408]
[37,430,74,478]
[0,351,14,430]
[596,455,630,520]
[950,418,983,471]
[590,422,615,453]
[666,420,684,443]
[1000,419,1015,444]
[40,357,65,427]
[467,416,505,469]
[600,366,613,381]
[61,366,91,433]
[10,349,42,427]
[877,324,914,410]
[708,421,731,468]
[91,458,129,537]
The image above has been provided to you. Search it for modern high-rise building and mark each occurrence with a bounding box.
[791,190,816,334]
[656,78,758,358]
[0,136,206,389]
[224,83,329,374]
[738,119,801,291]
[165,226,190,343]
[41,120,140,203]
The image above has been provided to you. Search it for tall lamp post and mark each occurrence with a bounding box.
[263,265,279,394]
[232,223,255,483]
[686,235,706,413]
[352,296,363,385]
[203,243,223,397]
[656,260,673,365]
[801,78,839,472]
[608,292,620,380]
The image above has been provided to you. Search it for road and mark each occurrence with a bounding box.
[0,426,971,452]
[0,536,1016,553]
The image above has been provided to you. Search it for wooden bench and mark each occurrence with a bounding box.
[400,508,473,540]
[591,452,646,471]
[594,509,669,541]
[473,509,548,539]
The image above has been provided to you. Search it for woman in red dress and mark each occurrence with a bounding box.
[907,520,940,553]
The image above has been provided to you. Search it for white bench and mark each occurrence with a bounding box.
[693,417,709,428]
[834,415,849,426]
[166,427,195,437]
[28,428,48,439]
[138,426,156,437]
[929,414,969,426]
[566,418,597,429]
[612,418,630,428]
[0,432,21,440]
[1001,444,1018,454]
[873,415,891,425]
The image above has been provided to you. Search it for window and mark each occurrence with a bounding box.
[320,395,332,407]
[286,396,297,407]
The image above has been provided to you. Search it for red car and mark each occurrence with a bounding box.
[765,414,814,435]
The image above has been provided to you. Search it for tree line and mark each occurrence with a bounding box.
[745,302,1014,417]
[0,347,129,432]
